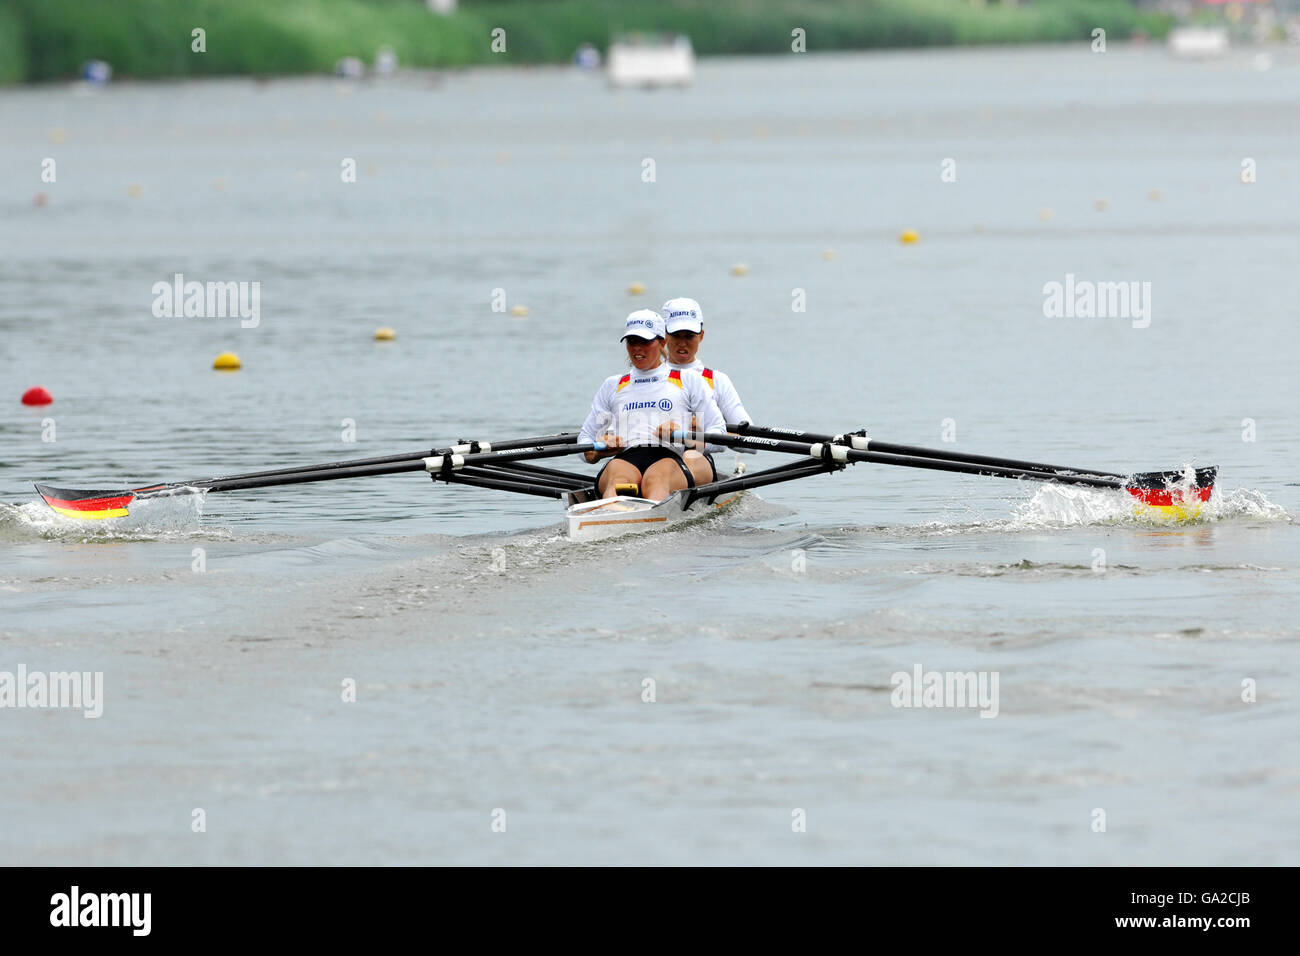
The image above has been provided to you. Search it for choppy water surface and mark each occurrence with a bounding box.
[1,46,1297,865]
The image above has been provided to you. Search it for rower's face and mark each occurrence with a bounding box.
[625,336,662,370]
[667,329,703,365]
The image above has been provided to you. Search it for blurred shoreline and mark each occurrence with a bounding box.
[0,0,1173,86]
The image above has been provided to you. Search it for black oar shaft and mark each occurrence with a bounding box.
[729,423,1122,480]
[440,472,572,500]
[868,441,1122,480]
[456,465,590,491]
[201,458,430,492]
[683,459,844,507]
[699,432,1125,490]
[180,432,579,491]
[158,444,597,495]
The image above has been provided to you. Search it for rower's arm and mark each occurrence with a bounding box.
[690,380,728,450]
[715,371,751,430]
[580,379,619,462]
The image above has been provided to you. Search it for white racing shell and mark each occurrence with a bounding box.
[566,488,743,542]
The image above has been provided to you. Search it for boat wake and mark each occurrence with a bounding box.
[0,491,212,542]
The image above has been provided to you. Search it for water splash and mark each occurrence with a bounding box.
[1202,487,1292,522]
[0,489,210,542]
[1008,482,1290,530]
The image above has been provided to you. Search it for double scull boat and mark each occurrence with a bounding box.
[31,423,1218,541]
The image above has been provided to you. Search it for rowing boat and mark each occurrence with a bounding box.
[565,481,745,542]
[30,423,1219,539]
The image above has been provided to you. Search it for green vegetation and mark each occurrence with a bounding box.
[0,0,1171,84]
[0,2,27,83]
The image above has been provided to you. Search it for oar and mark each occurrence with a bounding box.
[729,423,1123,480]
[686,430,1217,510]
[34,437,594,520]
[178,431,580,487]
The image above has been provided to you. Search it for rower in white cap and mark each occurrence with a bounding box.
[578,309,726,501]
[660,297,751,426]
[660,296,752,476]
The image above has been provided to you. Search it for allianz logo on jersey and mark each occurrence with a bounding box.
[624,399,673,411]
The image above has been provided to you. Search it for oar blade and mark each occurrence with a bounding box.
[34,483,137,520]
[1124,466,1217,521]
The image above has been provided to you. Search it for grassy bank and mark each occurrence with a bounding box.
[0,0,1171,84]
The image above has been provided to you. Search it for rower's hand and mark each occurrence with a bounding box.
[585,433,624,463]
[658,421,681,444]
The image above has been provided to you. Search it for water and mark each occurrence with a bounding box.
[1,46,1297,865]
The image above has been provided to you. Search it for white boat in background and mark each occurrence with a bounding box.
[607,34,695,88]
[1167,26,1229,58]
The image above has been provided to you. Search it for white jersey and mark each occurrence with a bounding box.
[579,364,726,448]
[669,359,751,426]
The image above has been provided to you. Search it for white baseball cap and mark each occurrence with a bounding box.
[620,309,664,341]
[661,297,703,334]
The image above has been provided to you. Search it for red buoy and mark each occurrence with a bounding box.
[21,386,53,406]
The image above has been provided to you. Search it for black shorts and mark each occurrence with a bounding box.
[597,446,714,489]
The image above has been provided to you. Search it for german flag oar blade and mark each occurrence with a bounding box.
[1124,466,1217,518]
[34,483,137,520]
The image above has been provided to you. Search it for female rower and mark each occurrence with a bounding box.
[660,297,751,426]
[579,309,727,501]
[660,296,753,478]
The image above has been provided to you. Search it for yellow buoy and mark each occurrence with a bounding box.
[1037,208,1054,222]
[821,249,836,261]
[213,351,241,370]
[1148,188,1163,202]
[731,263,749,276]
[627,281,646,295]
[1094,198,1110,212]
[899,229,920,244]
[126,184,143,198]
[373,327,395,341]
[509,304,530,317]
